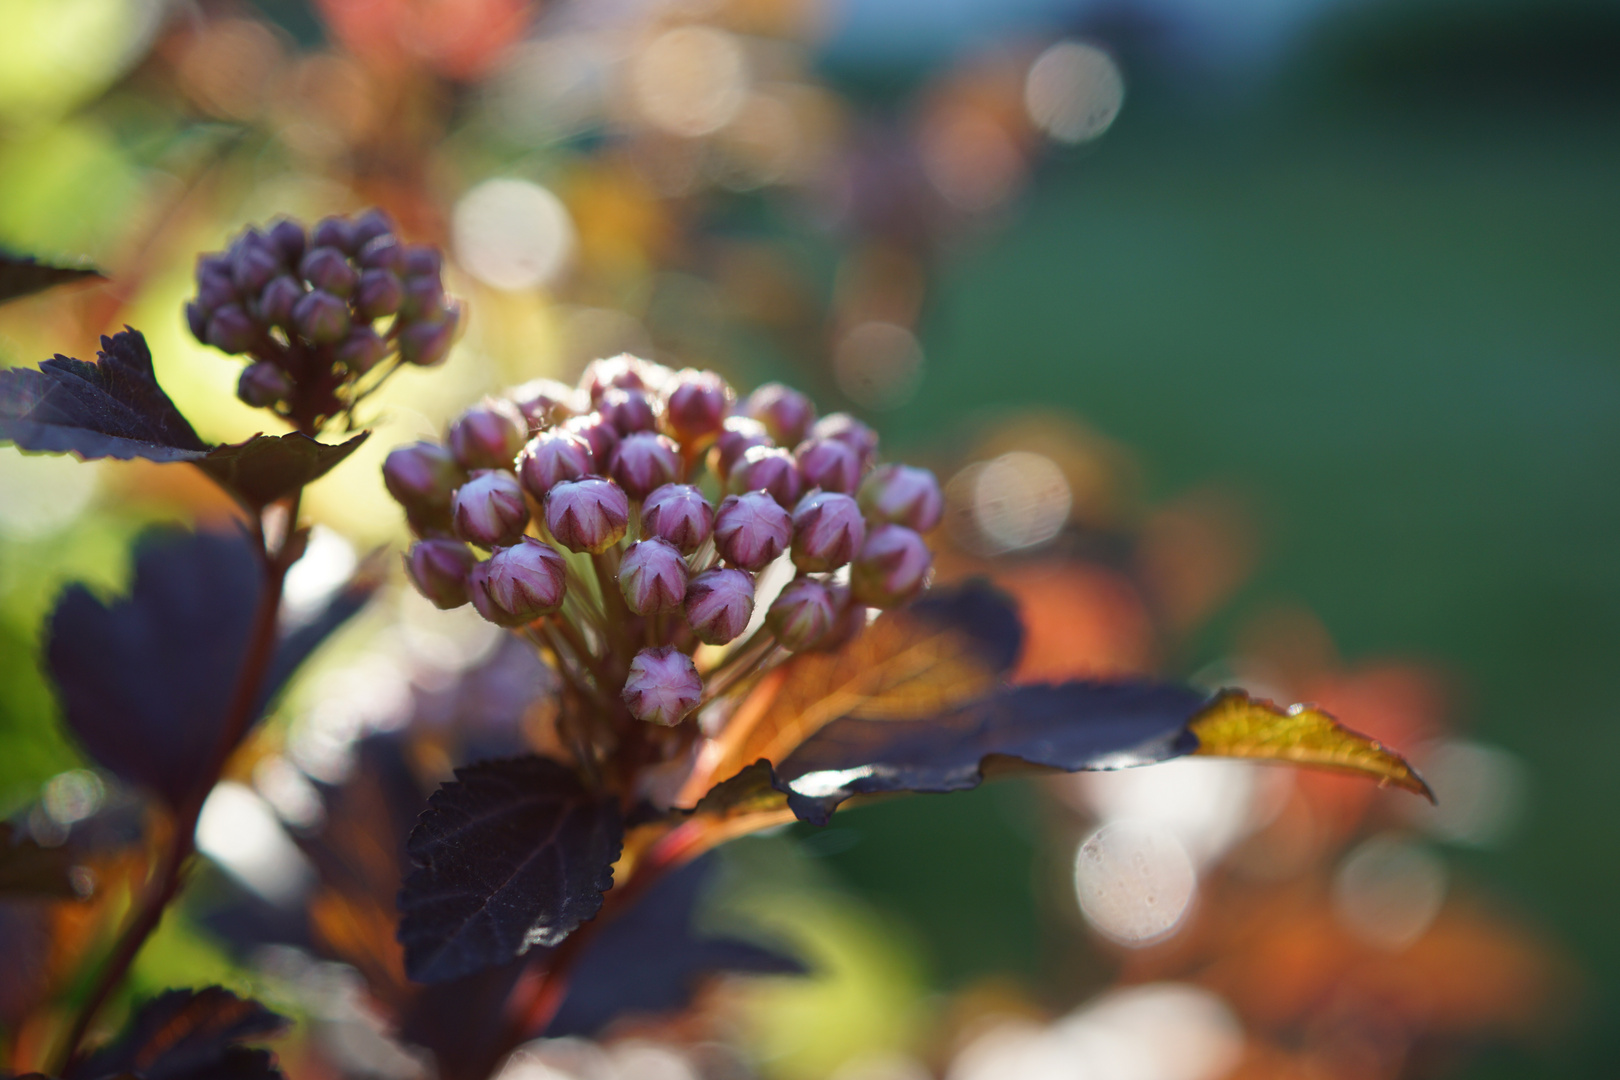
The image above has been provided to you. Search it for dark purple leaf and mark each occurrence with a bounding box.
[198,431,370,510]
[0,252,101,305]
[546,853,805,1038]
[0,329,207,463]
[398,756,623,984]
[0,823,79,898]
[67,987,287,1080]
[908,577,1024,675]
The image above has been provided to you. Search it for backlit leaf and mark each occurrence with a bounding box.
[0,252,101,305]
[398,756,624,984]
[1188,689,1434,800]
[198,431,370,510]
[67,986,288,1080]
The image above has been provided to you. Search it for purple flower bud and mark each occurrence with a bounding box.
[335,325,387,374]
[790,491,866,572]
[475,537,567,624]
[609,432,681,500]
[580,353,649,402]
[398,312,456,367]
[509,378,583,430]
[710,416,771,483]
[599,387,658,435]
[685,567,755,645]
[300,245,358,297]
[452,469,530,548]
[619,538,689,615]
[354,268,403,320]
[311,215,358,254]
[448,398,528,471]
[746,382,817,447]
[268,218,307,265]
[544,477,629,554]
[383,440,465,526]
[810,412,879,467]
[517,429,593,500]
[728,445,802,508]
[292,289,351,345]
[642,483,713,553]
[352,208,396,248]
[256,275,304,328]
[405,538,477,609]
[231,233,283,295]
[858,463,943,532]
[622,646,704,726]
[237,361,291,408]
[850,523,931,607]
[185,301,208,342]
[359,234,406,274]
[206,303,258,353]
[197,253,233,280]
[714,490,792,571]
[664,369,731,446]
[400,272,445,320]
[402,245,442,278]
[561,412,619,468]
[794,437,863,495]
[194,269,237,313]
[816,585,869,652]
[767,577,837,652]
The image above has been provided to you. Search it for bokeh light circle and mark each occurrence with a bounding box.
[452,178,577,291]
[1075,818,1197,946]
[1025,41,1125,145]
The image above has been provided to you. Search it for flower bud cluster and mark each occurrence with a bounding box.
[185,209,460,427]
[384,353,943,730]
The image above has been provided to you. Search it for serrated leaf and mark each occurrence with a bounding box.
[0,822,79,898]
[67,987,287,1080]
[1189,689,1434,799]
[197,431,370,510]
[0,252,102,305]
[0,329,207,463]
[398,756,624,984]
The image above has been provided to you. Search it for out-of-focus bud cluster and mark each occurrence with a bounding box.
[384,355,943,728]
[185,209,461,429]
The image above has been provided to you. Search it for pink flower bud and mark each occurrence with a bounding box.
[517,429,593,500]
[850,523,931,607]
[728,445,802,508]
[448,398,528,471]
[231,233,283,295]
[767,577,838,652]
[403,245,442,278]
[335,325,386,373]
[746,382,817,447]
[810,412,879,467]
[292,289,351,345]
[619,538,689,615]
[206,303,258,353]
[355,268,403,320]
[397,312,456,367]
[544,477,630,554]
[622,646,704,726]
[185,302,208,342]
[405,538,477,609]
[858,463,943,532]
[642,483,714,553]
[476,536,568,624]
[816,584,869,652]
[562,412,619,468]
[599,387,658,435]
[254,275,303,328]
[710,416,771,483]
[237,362,291,408]
[452,469,530,548]
[794,437,863,494]
[664,369,731,446]
[714,491,792,571]
[790,491,866,572]
[268,218,307,265]
[311,215,358,254]
[400,273,445,320]
[509,378,583,429]
[195,267,238,311]
[685,568,755,645]
[581,353,673,402]
[360,234,406,274]
[352,208,395,249]
[610,432,682,500]
[300,245,357,297]
[384,440,465,528]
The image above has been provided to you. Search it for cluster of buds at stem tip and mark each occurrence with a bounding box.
[185,209,460,429]
[384,353,944,731]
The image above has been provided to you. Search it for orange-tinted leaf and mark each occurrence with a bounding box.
[1189,690,1433,800]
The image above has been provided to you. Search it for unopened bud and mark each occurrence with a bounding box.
[561,412,619,468]
[599,387,658,435]
[195,267,238,311]
[448,398,528,471]
[352,208,396,249]
[517,429,593,499]
[609,432,681,500]
[509,378,583,430]
[292,289,351,345]
[710,416,771,483]
[405,538,477,609]
[206,303,258,353]
[619,538,689,615]
[451,469,530,548]
[816,585,868,652]
[641,483,713,553]
[664,369,731,446]
[335,325,387,373]
[267,218,307,265]
[810,413,878,467]
[685,567,755,645]
[300,246,357,297]
[794,437,863,494]
[238,361,292,408]
[581,354,649,402]
[256,275,304,328]
[397,312,456,367]
[354,269,402,320]
[714,490,792,571]
[728,445,802,508]
[850,524,931,607]
[400,273,445,320]
[475,536,568,624]
[231,233,283,295]
[383,440,465,529]
[767,577,837,652]
[359,234,406,274]
[402,245,442,278]
[746,382,817,447]
[311,215,358,254]
[622,646,703,726]
[185,302,208,342]
[544,477,629,554]
[790,491,865,572]
[858,463,943,532]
